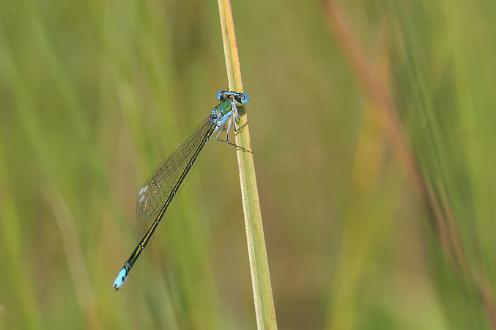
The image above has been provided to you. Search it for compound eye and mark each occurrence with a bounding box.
[240,93,249,105]
[215,90,224,101]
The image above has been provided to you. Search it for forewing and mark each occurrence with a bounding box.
[136,116,214,222]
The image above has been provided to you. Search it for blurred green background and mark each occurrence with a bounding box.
[1,0,495,329]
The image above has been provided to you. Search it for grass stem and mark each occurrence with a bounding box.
[217,1,278,329]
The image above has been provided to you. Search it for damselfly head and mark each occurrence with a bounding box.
[215,90,249,105]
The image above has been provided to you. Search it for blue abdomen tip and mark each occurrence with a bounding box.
[113,267,128,290]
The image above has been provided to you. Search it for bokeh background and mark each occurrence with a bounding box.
[1,0,495,329]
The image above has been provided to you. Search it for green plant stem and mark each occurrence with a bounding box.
[216,1,278,329]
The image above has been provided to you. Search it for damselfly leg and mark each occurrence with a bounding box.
[214,98,252,152]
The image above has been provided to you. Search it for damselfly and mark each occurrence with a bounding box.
[113,90,248,290]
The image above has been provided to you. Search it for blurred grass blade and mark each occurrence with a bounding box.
[321,0,496,327]
[0,142,42,329]
[44,186,101,329]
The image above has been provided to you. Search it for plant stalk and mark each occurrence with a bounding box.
[217,1,278,329]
